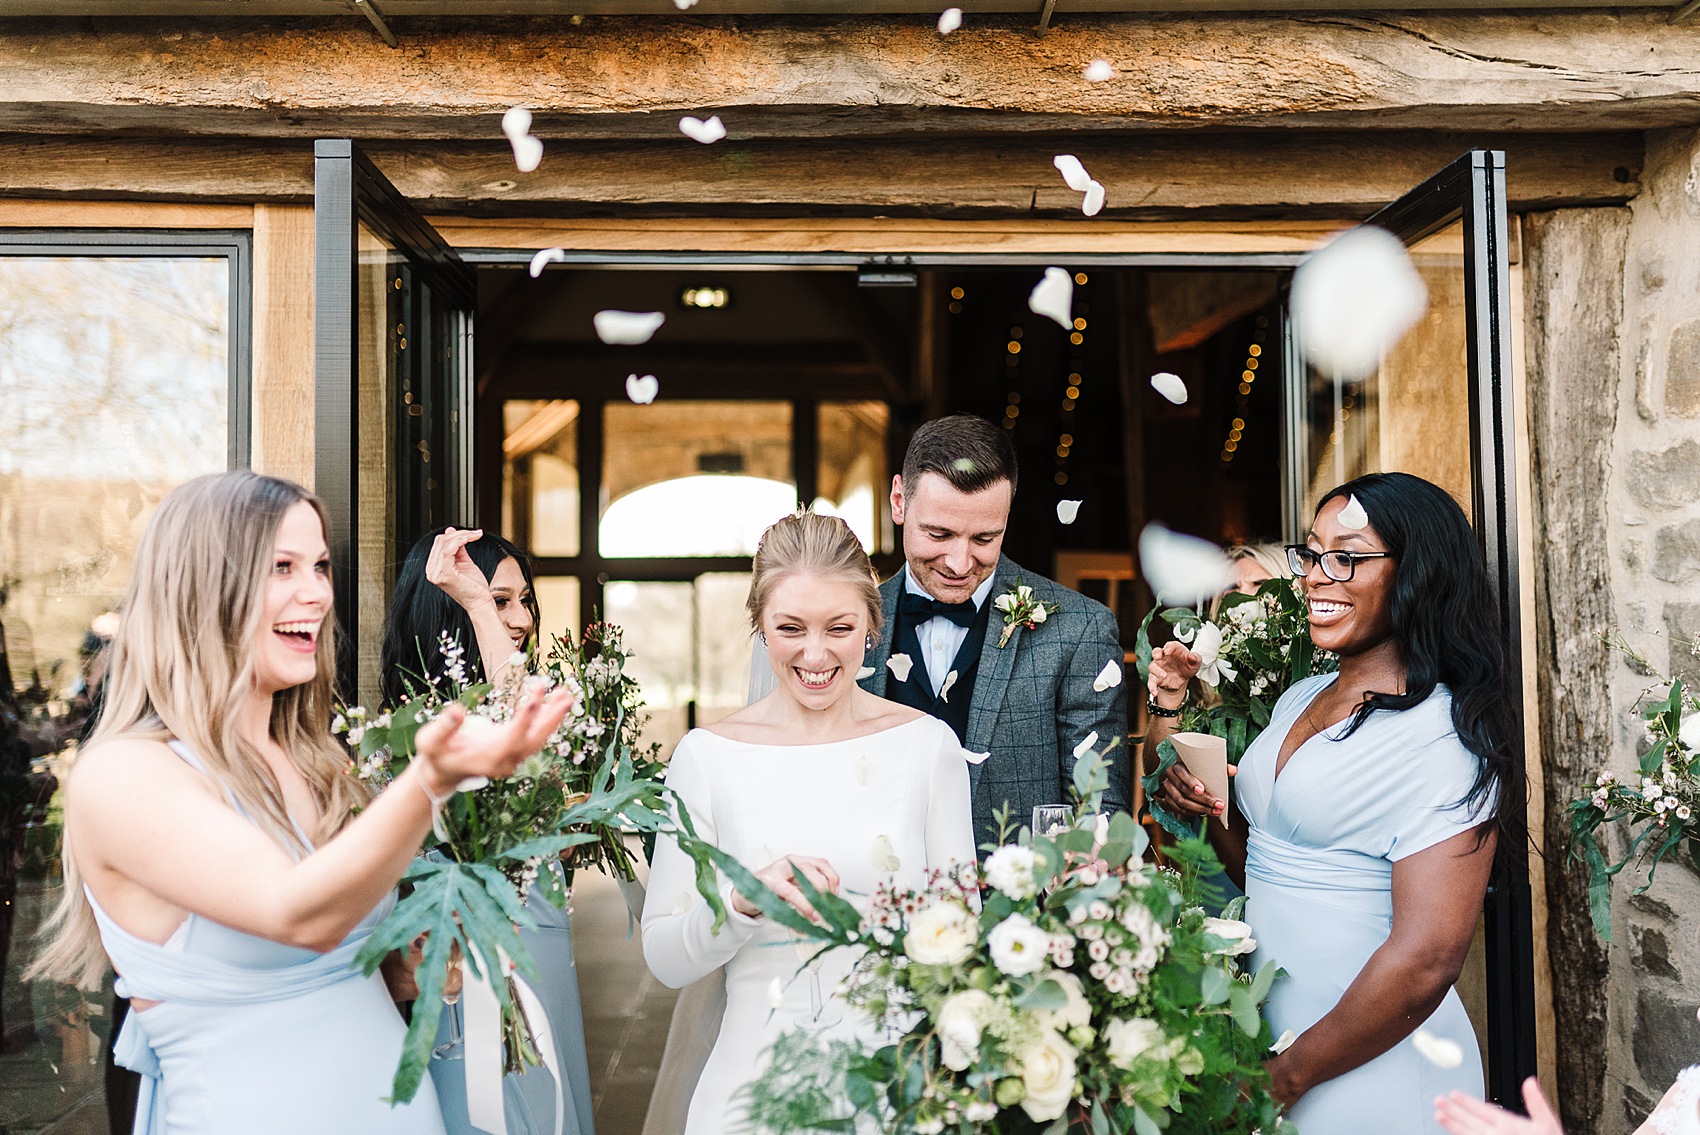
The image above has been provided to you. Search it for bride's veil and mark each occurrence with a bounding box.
[745,634,778,704]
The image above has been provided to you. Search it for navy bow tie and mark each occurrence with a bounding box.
[899,591,978,629]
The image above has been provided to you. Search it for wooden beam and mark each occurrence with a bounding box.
[250,203,316,486]
[492,342,887,400]
[0,132,1643,218]
[0,1,1685,12]
[0,14,1693,138]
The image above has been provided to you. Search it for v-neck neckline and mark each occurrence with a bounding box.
[1271,674,1350,788]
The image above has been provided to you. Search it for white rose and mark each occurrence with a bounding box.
[987,913,1051,977]
[935,989,995,1071]
[1014,1030,1078,1122]
[1036,971,1092,1032]
[1103,1016,1165,1069]
[1201,917,1257,957]
[994,593,1018,613]
[905,901,979,967]
[1029,604,1048,625]
[984,845,1041,900]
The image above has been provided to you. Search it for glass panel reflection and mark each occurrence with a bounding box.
[0,254,230,1134]
[816,402,890,553]
[533,576,582,652]
[357,224,401,704]
[502,400,580,558]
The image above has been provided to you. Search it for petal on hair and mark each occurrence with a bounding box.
[1150,372,1189,405]
[1056,500,1083,524]
[1338,493,1370,530]
[937,6,962,33]
[1291,225,1427,380]
[1092,659,1123,692]
[1028,267,1074,329]
[528,247,567,278]
[886,653,914,683]
[594,310,666,345]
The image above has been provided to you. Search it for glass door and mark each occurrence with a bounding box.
[314,140,475,700]
[1283,151,1533,1102]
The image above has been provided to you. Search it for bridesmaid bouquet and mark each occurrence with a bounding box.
[731,751,1285,1135]
[1134,577,1337,837]
[1569,634,1700,941]
[337,624,726,1102]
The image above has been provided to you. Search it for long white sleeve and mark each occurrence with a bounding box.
[641,734,762,989]
[926,724,979,872]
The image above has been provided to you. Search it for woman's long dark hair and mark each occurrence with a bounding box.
[1317,473,1521,842]
[380,527,540,707]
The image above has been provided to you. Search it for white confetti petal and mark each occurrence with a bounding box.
[1072,731,1100,759]
[937,7,962,33]
[872,834,901,872]
[528,247,567,278]
[767,976,786,1009]
[624,374,660,405]
[1292,225,1428,381]
[675,0,699,7]
[855,665,876,680]
[1053,154,1093,193]
[1082,179,1106,217]
[1139,522,1238,606]
[1338,493,1370,530]
[1056,499,1083,524]
[1093,659,1122,692]
[679,115,727,144]
[1412,1028,1464,1070]
[939,669,959,703]
[593,310,666,346]
[1028,267,1074,329]
[963,749,992,765]
[1084,59,1114,82]
[1150,372,1189,405]
[857,755,870,785]
[501,106,544,173]
[501,105,533,140]
[1271,1029,1297,1055]
[886,653,914,683]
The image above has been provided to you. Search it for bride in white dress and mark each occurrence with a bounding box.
[641,511,978,1135]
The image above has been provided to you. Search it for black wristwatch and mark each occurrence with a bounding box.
[1146,695,1184,718]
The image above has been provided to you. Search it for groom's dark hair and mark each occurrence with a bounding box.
[901,414,1019,497]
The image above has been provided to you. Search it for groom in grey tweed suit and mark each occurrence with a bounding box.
[858,414,1130,853]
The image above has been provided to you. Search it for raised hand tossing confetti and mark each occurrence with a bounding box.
[679,115,727,144]
[1292,225,1427,381]
[624,374,660,405]
[1338,493,1370,530]
[1150,372,1189,405]
[1056,500,1083,524]
[501,106,544,173]
[594,310,666,346]
[528,247,566,278]
[937,7,962,33]
[1139,522,1237,606]
[1028,267,1074,329]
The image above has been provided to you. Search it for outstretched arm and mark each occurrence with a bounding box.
[1056,602,1131,816]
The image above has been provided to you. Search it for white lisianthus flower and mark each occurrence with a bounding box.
[1029,604,1048,625]
[1201,917,1258,956]
[1035,970,1092,1032]
[1103,1016,1165,1069]
[984,845,1041,900]
[346,724,366,745]
[1177,621,1238,688]
[905,901,979,967]
[935,988,995,1071]
[1013,1030,1078,1122]
[331,713,347,733]
[987,913,1051,977]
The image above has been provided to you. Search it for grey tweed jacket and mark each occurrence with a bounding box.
[858,555,1132,853]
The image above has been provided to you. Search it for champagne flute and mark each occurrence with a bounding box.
[1032,804,1074,838]
[790,933,844,1030]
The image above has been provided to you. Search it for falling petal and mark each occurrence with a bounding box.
[1093,659,1122,692]
[1412,1029,1464,1070]
[872,834,902,872]
[857,755,870,785]
[886,653,914,683]
[1271,1029,1297,1055]
[767,976,785,1009]
[501,106,544,173]
[1056,499,1083,524]
[672,893,693,915]
[1053,154,1093,193]
[679,115,727,144]
[594,310,666,345]
[624,374,660,405]
[855,665,876,680]
[1072,731,1100,759]
[675,0,699,6]
[501,105,533,141]
[1084,59,1114,82]
[1082,180,1106,217]
[1138,522,1237,606]
[1028,267,1074,329]
[528,247,567,278]
[1338,493,1370,530]
[963,749,992,765]
[937,7,962,33]
[951,457,977,474]
[1291,225,1427,381]
[1150,372,1189,405]
[939,669,959,703]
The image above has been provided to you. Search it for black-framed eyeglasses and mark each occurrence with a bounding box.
[1285,544,1394,583]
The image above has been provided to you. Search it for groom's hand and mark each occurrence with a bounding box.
[732,854,841,922]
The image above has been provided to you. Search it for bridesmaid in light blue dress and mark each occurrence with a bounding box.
[1155,473,1517,1134]
[382,527,595,1135]
[28,472,573,1135]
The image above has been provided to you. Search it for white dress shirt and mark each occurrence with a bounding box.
[902,567,996,697]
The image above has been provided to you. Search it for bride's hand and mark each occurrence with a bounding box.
[1434,1079,1562,1135]
[425,528,496,615]
[732,855,841,921]
[412,689,574,797]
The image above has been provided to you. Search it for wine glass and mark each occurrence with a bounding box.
[791,934,844,1030]
[1032,804,1074,837]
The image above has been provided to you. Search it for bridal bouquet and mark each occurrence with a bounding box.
[338,625,725,1102]
[1134,577,1336,837]
[728,751,1285,1135]
[1569,635,1700,941]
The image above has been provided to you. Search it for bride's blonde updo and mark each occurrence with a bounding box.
[747,510,883,641]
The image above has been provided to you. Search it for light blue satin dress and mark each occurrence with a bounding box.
[92,743,446,1135]
[1237,675,1489,1134]
[430,877,595,1135]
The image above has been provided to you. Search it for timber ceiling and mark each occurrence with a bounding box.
[0,0,1689,11]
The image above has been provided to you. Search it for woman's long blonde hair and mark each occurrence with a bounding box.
[30,471,370,989]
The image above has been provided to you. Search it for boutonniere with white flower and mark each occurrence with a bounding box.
[993,580,1060,649]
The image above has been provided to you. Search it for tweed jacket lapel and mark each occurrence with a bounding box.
[965,556,1024,756]
[860,571,904,698]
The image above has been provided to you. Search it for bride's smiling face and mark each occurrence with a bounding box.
[760,573,871,710]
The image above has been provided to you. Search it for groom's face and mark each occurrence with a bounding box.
[891,471,1011,605]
